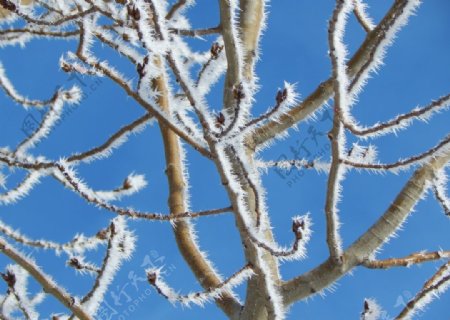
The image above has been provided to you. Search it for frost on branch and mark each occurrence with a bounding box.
[0,171,45,205]
[360,298,382,320]
[146,263,254,308]
[0,0,448,319]
[353,0,375,33]
[0,217,108,256]
[93,173,148,202]
[324,0,354,261]
[0,264,45,320]
[80,217,136,316]
[396,262,450,319]
[432,168,450,216]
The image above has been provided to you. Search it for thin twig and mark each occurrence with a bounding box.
[169,26,221,37]
[341,134,450,170]
[165,0,187,20]
[395,262,450,319]
[0,237,90,320]
[362,251,450,269]
[147,263,254,306]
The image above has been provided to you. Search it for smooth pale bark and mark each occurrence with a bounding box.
[250,0,413,149]
[0,237,92,320]
[281,152,450,305]
[153,57,242,319]
[218,1,283,319]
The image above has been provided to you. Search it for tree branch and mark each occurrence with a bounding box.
[0,237,91,320]
[282,150,450,306]
[250,0,420,148]
[362,251,450,269]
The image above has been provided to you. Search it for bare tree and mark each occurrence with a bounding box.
[0,0,448,319]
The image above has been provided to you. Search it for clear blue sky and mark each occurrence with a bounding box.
[0,0,449,319]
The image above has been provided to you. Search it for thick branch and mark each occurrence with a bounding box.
[0,237,91,320]
[250,0,418,148]
[282,151,450,305]
[152,56,242,318]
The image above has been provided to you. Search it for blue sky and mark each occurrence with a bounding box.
[0,0,449,319]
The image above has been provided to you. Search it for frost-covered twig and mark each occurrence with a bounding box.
[165,0,191,20]
[362,250,450,269]
[324,0,353,262]
[218,0,245,111]
[79,218,135,316]
[147,263,254,307]
[66,113,153,163]
[0,171,46,205]
[251,0,422,147]
[75,44,212,159]
[348,0,421,95]
[14,88,81,156]
[0,62,58,107]
[256,159,330,173]
[395,262,450,319]
[0,218,108,255]
[54,169,148,203]
[244,86,290,128]
[229,146,264,227]
[353,0,374,33]
[0,27,78,39]
[67,257,100,275]
[422,261,450,290]
[282,151,450,306]
[170,25,221,37]
[342,93,450,138]
[0,237,90,320]
[196,41,224,89]
[432,168,450,216]
[58,160,232,220]
[96,28,141,63]
[247,215,312,260]
[0,265,45,320]
[341,134,450,171]
[213,145,285,319]
[234,83,299,141]
[13,4,96,27]
[145,0,216,139]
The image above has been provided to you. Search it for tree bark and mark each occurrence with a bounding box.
[153,57,242,319]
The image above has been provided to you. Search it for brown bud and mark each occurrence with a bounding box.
[327,132,333,140]
[61,63,73,73]
[96,229,108,240]
[137,63,144,77]
[292,219,305,240]
[276,88,288,105]
[68,258,82,269]
[364,299,369,312]
[123,177,132,189]
[147,272,157,285]
[63,92,72,100]
[1,270,16,288]
[215,112,226,128]
[210,43,223,59]
[233,83,245,101]
[127,5,140,20]
[0,0,16,12]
